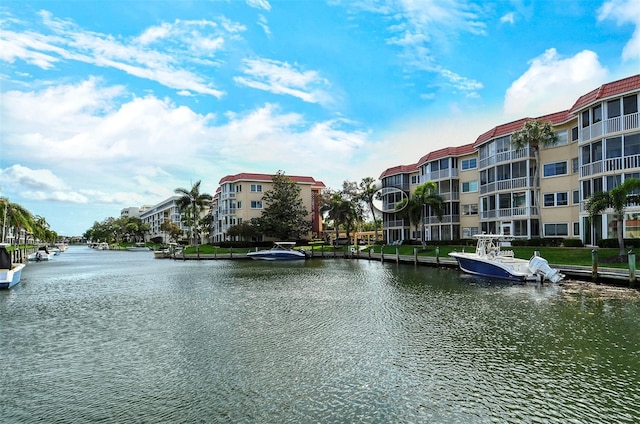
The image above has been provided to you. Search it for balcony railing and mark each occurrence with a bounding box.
[480,176,534,194]
[579,112,640,143]
[480,206,537,220]
[479,147,531,169]
[424,168,460,181]
[580,153,640,178]
[424,214,460,224]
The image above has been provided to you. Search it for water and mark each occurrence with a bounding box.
[1,246,639,423]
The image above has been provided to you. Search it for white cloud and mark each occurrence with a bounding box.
[500,12,515,24]
[246,0,271,12]
[598,0,640,62]
[1,11,233,97]
[234,58,334,105]
[504,48,608,116]
[0,164,67,191]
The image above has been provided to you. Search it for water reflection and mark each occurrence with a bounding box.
[1,247,638,423]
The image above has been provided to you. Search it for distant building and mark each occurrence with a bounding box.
[120,206,151,218]
[140,196,187,243]
[211,172,325,242]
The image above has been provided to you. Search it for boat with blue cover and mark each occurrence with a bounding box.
[448,234,564,283]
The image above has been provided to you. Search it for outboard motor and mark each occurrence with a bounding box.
[529,256,564,283]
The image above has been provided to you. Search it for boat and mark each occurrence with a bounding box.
[126,242,150,251]
[27,246,54,261]
[448,234,564,283]
[246,242,308,260]
[0,244,26,289]
[153,243,181,259]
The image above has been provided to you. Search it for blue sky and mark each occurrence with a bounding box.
[1,0,639,236]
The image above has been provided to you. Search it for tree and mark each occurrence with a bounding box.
[586,178,640,257]
[396,181,444,248]
[254,171,311,240]
[160,219,183,243]
[510,119,559,236]
[226,222,258,241]
[357,177,381,242]
[175,180,213,248]
[1,200,34,246]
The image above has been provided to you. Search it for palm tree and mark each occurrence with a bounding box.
[396,182,444,248]
[358,177,381,242]
[321,191,359,245]
[1,200,33,246]
[510,119,559,236]
[175,180,212,254]
[586,178,640,257]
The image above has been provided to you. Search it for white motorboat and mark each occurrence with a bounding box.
[28,246,55,261]
[449,234,564,283]
[0,243,26,289]
[247,242,308,261]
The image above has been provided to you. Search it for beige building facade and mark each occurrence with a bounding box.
[379,74,640,245]
[211,173,325,243]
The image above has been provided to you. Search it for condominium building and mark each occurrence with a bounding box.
[211,173,326,242]
[380,74,640,245]
[140,195,188,243]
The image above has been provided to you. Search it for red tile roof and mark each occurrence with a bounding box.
[473,110,574,147]
[378,163,418,179]
[218,172,325,188]
[416,143,475,166]
[570,74,640,113]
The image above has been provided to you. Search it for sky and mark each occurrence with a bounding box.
[1,0,639,236]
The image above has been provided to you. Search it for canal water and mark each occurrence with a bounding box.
[1,246,639,423]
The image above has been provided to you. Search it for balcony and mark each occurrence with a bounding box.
[580,153,640,178]
[579,112,639,143]
[221,192,236,200]
[424,214,460,224]
[425,168,459,181]
[480,176,534,194]
[480,206,537,220]
[479,147,531,169]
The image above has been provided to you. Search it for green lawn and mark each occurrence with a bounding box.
[181,243,634,269]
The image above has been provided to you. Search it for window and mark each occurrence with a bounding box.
[544,223,568,236]
[556,192,568,206]
[544,192,568,207]
[544,194,555,207]
[236,185,242,192]
[582,110,590,128]
[462,227,479,239]
[607,99,621,118]
[543,161,568,177]
[593,105,602,123]
[461,204,478,215]
[572,157,579,173]
[571,126,579,142]
[411,175,419,184]
[592,141,603,161]
[554,130,568,146]
[461,158,477,170]
[250,200,263,209]
[582,145,591,164]
[624,133,640,157]
[237,201,242,209]
[573,190,580,205]
[250,184,263,192]
[462,181,478,193]
[573,222,580,236]
[513,192,526,208]
[623,95,638,115]
[606,137,622,158]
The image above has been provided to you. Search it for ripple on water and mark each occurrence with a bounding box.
[1,249,639,423]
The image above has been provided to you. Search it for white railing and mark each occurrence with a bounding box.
[480,206,537,220]
[579,111,640,143]
[580,153,640,177]
[480,176,533,194]
[425,168,460,181]
[479,147,531,169]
